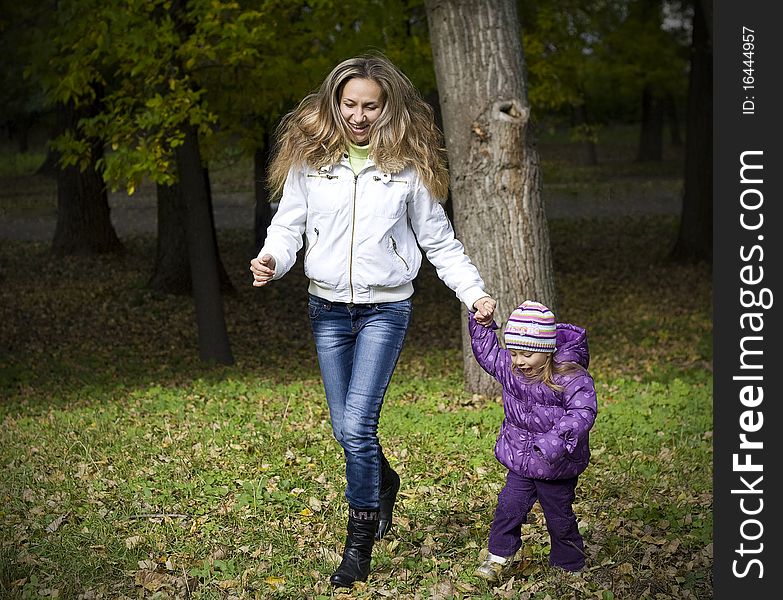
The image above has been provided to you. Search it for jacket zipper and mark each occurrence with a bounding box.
[373,176,407,184]
[390,236,409,271]
[349,174,358,303]
[305,227,320,260]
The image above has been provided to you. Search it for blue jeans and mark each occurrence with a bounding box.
[308,294,412,509]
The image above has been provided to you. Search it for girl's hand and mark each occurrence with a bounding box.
[250,254,276,287]
[473,295,496,326]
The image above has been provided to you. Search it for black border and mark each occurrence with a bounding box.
[714,2,782,596]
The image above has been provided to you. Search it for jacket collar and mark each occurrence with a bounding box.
[318,155,388,178]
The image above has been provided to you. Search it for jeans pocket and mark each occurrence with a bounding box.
[375,298,412,317]
[308,298,325,320]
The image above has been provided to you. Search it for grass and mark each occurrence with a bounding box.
[0,131,712,599]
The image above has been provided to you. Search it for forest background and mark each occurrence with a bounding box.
[1,1,712,599]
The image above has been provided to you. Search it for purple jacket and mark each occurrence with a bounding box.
[468,312,597,480]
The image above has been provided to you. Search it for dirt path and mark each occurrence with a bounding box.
[0,178,681,242]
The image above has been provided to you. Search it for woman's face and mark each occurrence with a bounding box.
[339,77,383,145]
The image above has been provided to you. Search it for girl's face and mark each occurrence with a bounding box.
[509,349,550,377]
[339,77,383,145]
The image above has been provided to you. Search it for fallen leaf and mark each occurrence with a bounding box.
[45,513,69,533]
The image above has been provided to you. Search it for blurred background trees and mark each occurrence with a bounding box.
[0,0,710,381]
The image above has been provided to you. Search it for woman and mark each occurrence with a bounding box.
[250,53,496,588]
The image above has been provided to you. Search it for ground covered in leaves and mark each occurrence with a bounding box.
[1,207,712,599]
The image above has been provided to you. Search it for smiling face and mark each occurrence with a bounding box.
[339,77,383,145]
[509,349,550,378]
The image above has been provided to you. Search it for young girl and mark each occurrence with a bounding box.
[250,54,496,588]
[468,300,597,581]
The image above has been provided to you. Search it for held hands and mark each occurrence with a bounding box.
[250,254,276,287]
[472,295,496,326]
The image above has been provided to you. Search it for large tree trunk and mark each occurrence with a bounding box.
[671,0,712,262]
[636,83,664,161]
[425,0,556,395]
[175,125,234,364]
[51,101,123,256]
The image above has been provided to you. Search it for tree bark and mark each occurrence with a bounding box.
[175,125,234,364]
[671,0,712,263]
[636,83,664,161]
[425,0,556,395]
[150,166,234,295]
[51,101,123,256]
[149,181,191,294]
[665,92,683,147]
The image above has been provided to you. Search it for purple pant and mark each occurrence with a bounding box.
[488,471,585,572]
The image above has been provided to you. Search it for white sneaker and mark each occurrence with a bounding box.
[475,552,516,582]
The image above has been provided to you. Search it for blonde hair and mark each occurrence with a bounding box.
[515,354,585,392]
[267,53,449,199]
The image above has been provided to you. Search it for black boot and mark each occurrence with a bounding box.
[376,455,400,540]
[330,508,379,588]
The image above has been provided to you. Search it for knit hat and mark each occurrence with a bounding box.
[504,300,557,353]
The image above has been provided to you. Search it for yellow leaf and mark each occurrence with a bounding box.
[265,576,285,586]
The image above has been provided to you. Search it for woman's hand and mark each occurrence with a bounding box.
[473,295,496,326]
[250,254,276,287]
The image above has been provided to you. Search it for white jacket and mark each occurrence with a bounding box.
[258,155,487,308]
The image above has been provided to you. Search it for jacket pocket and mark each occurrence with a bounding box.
[368,177,408,219]
[306,173,342,214]
[304,226,320,261]
[389,236,410,271]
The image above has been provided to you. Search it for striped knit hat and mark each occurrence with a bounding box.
[504,300,557,353]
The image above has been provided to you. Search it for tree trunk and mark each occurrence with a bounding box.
[149,181,191,294]
[636,83,664,161]
[150,171,234,295]
[202,165,234,294]
[571,103,598,166]
[425,0,556,395]
[14,113,34,153]
[665,92,683,147]
[671,0,712,263]
[175,125,234,364]
[253,135,272,255]
[51,101,123,256]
